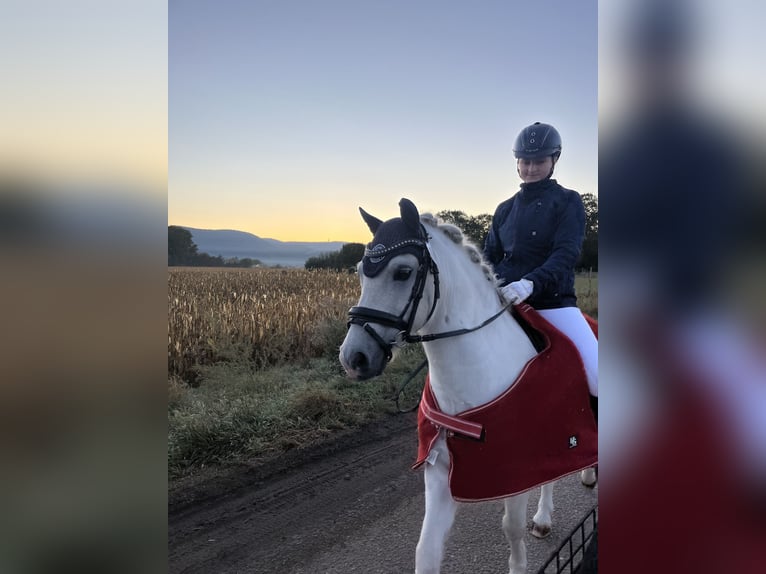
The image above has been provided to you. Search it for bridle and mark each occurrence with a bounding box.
[347,230,513,362]
[347,234,439,361]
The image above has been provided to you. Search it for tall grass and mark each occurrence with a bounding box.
[168,267,360,384]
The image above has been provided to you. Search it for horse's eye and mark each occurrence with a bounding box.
[393,266,413,281]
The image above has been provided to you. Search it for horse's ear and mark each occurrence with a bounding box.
[399,198,421,235]
[359,207,383,235]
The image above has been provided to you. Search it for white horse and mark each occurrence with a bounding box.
[339,198,595,574]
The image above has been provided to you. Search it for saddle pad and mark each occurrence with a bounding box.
[413,303,598,502]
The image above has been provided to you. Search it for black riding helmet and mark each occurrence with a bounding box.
[512,122,562,159]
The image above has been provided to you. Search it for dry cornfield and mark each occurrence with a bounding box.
[168,267,361,383]
[168,267,598,384]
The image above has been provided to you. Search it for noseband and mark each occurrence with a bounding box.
[347,234,513,362]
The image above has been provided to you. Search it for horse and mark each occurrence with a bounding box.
[339,198,596,574]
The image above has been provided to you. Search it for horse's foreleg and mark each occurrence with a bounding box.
[415,443,457,574]
[531,482,554,539]
[502,491,531,574]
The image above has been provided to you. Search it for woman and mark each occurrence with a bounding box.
[484,122,598,403]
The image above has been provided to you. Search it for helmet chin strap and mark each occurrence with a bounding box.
[546,154,559,179]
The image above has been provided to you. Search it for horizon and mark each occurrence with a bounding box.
[169,200,503,244]
[176,224,356,245]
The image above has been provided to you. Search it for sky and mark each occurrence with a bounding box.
[169,0,598,243]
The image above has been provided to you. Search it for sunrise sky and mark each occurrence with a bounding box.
[169,0,598,243]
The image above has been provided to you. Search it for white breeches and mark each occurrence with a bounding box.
[538,307,598,397]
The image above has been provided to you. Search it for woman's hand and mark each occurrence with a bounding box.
[501,279,534,304]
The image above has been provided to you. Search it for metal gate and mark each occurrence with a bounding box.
[536,505,597,573]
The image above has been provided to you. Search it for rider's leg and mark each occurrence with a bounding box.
[537,306,598,397]
[540,306,600,484]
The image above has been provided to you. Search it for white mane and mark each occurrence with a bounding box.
[420,212,499,288]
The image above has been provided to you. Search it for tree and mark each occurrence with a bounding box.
[168,226,198,266]
[578,193,598,271]
[168,226,261,267]
[235,257,259,268]
[193,252,225,267]
[436,210,493,247]
[305,243,365,271]
[338,243,365,268]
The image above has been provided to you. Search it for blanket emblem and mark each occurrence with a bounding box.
[569,435,578,449]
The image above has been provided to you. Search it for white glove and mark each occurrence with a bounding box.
[501,278,533,304]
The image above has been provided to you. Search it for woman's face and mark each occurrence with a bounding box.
[517,156,554,183]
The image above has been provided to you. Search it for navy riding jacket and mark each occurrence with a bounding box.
[483,178,585,310]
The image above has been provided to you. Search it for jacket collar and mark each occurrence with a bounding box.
[519,178,557,197]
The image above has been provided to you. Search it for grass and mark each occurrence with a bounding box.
[575,271,598,318]
[168,343,426,479]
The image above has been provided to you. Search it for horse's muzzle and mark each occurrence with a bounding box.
[339,325,391,381]
[339,350,378,381]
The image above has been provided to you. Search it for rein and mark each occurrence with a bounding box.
[407,299,513,343]
[347,233,512,360]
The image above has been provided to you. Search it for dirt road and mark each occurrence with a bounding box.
[169,412,597,573]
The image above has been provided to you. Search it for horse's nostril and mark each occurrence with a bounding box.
[350,352,368,371]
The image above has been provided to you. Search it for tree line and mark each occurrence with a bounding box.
[168,226,261,268]
[305,193,598,272]
[305,243,365,272]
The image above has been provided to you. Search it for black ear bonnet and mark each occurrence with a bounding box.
[360,198,428,277]
[348,196,511,358]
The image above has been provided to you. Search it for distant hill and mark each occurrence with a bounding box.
[182,227,348,267]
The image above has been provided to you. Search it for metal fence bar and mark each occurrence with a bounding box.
[536,505,598,574]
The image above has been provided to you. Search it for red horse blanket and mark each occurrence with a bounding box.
[413,303,598,502]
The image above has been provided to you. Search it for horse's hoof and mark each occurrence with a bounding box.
[531,523,551,539]
[581,468,597,488]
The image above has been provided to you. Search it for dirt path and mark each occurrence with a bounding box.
[169,413,597,573]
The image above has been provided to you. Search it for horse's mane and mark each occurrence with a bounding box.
[420,213,499,288]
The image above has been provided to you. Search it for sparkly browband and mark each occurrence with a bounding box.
[363,238,427,260]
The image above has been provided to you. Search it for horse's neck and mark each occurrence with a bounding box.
[420,272,537,416]
[423,312,536,415]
